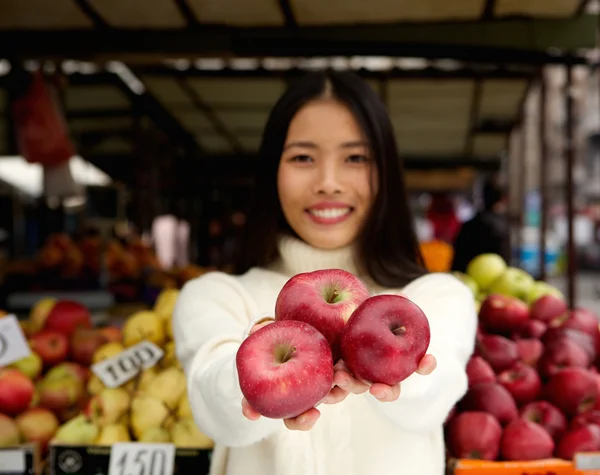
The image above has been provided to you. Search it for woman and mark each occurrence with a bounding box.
[173,70,477,475]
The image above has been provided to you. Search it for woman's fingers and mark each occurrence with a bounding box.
[369,383,401,402]
[248,319,275,335]
[242,398,262,420]
[322,385,350,405]
[417,354,437,375]
[284,408,321,431]
[333,369,370,395]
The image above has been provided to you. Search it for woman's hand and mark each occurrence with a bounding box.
[241,318,321,431]
[323,354,437,404]
[241,319,437,430]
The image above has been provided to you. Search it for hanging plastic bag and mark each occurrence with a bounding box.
[11,70,75,167]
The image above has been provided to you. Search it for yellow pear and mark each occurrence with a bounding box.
[87,374,106,395]
[29,297,56,333]
[130,394,173,440]
[94,424,131,445]
[176,394,193,419]
[92,342,125,364]
[53,415,99,445]
[123,311,165,348]
[153,288,180,321]
[87,388,131,426]
[165,318,174,340]
[139,427,171,443]
[146,367,186,410]
[170,419,214,449]
[160,341,179,368]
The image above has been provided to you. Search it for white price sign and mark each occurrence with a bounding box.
[0,315,31,367]
[91,341,164,388]
[108,443,175,475]
[0,448,26,473]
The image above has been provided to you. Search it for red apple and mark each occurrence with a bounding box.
[46,362,90,385]
[99,326,122,343]
[274,269,370,360]
[37,368,85,413]
[28,330,69,367]
[475,334,519,372]
[44,300,92,337]
[497,363,542,406]
[550,308,599,336]
[537,337,590,379]
[571,410,600,430]
[520,400,568,441]
[501,419,555,461]
[15,407,59,452]
[517,339,544,367]
[459,383,518,426]
[0,413,20,446]
[70,328,108,366]
[466,356,496,388]
[340,294,431,385]
[555,424,600,460]
[542,327,597,362]
[0,368,35,416]
[479,294,530,335]
[446,411,502,460]
[236,320,333,419]
[545,368,599,416]
[517,320,547,339]
[531,294,568,323]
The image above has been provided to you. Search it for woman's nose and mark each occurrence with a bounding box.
[314,162,343,195]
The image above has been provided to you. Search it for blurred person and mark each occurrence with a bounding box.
[451,174,511,272]
[173,70,477,475]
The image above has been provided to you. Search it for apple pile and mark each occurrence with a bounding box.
[0,299,122,454]
[236,269,431,419]
[0,288,214,453]
[446,254,600,462]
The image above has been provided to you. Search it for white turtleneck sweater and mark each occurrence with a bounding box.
[173,236,477,475]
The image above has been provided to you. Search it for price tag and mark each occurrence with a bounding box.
[91,341,164,388]
[0,315,31,367]
[108,443,175,475]
[0,448,26,473]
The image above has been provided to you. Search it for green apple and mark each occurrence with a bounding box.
[466,254,507,290]
[451,271,479,296]
[488,267,535,301]
[526,281,564,306]
[9,352,43,380]
[476,291,487,303]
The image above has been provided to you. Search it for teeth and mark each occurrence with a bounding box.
[309,208,351,219]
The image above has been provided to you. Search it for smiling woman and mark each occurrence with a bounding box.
[173,70,478,475]
[277,98,376,250]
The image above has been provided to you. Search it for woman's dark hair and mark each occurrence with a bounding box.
[235,70,426,287]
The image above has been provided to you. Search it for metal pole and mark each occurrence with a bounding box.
[565,64,577,309]
[539,74,548,281]
[517,126,527,265]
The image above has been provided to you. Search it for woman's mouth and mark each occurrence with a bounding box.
[305,207,353,225]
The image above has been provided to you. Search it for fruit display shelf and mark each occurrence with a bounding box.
[48,444,211,475]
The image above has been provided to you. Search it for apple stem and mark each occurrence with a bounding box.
[327,289,339,304]
[279,346,296,364]
[391,325,406,335]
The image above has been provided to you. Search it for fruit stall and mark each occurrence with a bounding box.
[0,0,599,473]
[0,288,214,475]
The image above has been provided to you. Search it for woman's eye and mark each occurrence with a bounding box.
[347,154,368,163]
[289,155,313,163]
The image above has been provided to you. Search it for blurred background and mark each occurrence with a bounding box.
[0,0,599,319]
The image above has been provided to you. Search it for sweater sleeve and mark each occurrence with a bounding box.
[366,272,477,433]
[172,271,282,447]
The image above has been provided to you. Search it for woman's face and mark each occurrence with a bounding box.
[277,98,378,250]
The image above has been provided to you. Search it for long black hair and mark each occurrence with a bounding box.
[235,70,426,287]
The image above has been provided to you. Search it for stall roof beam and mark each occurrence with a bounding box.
[0,16,595,63]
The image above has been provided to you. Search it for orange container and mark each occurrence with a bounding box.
[449,454,600,475]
